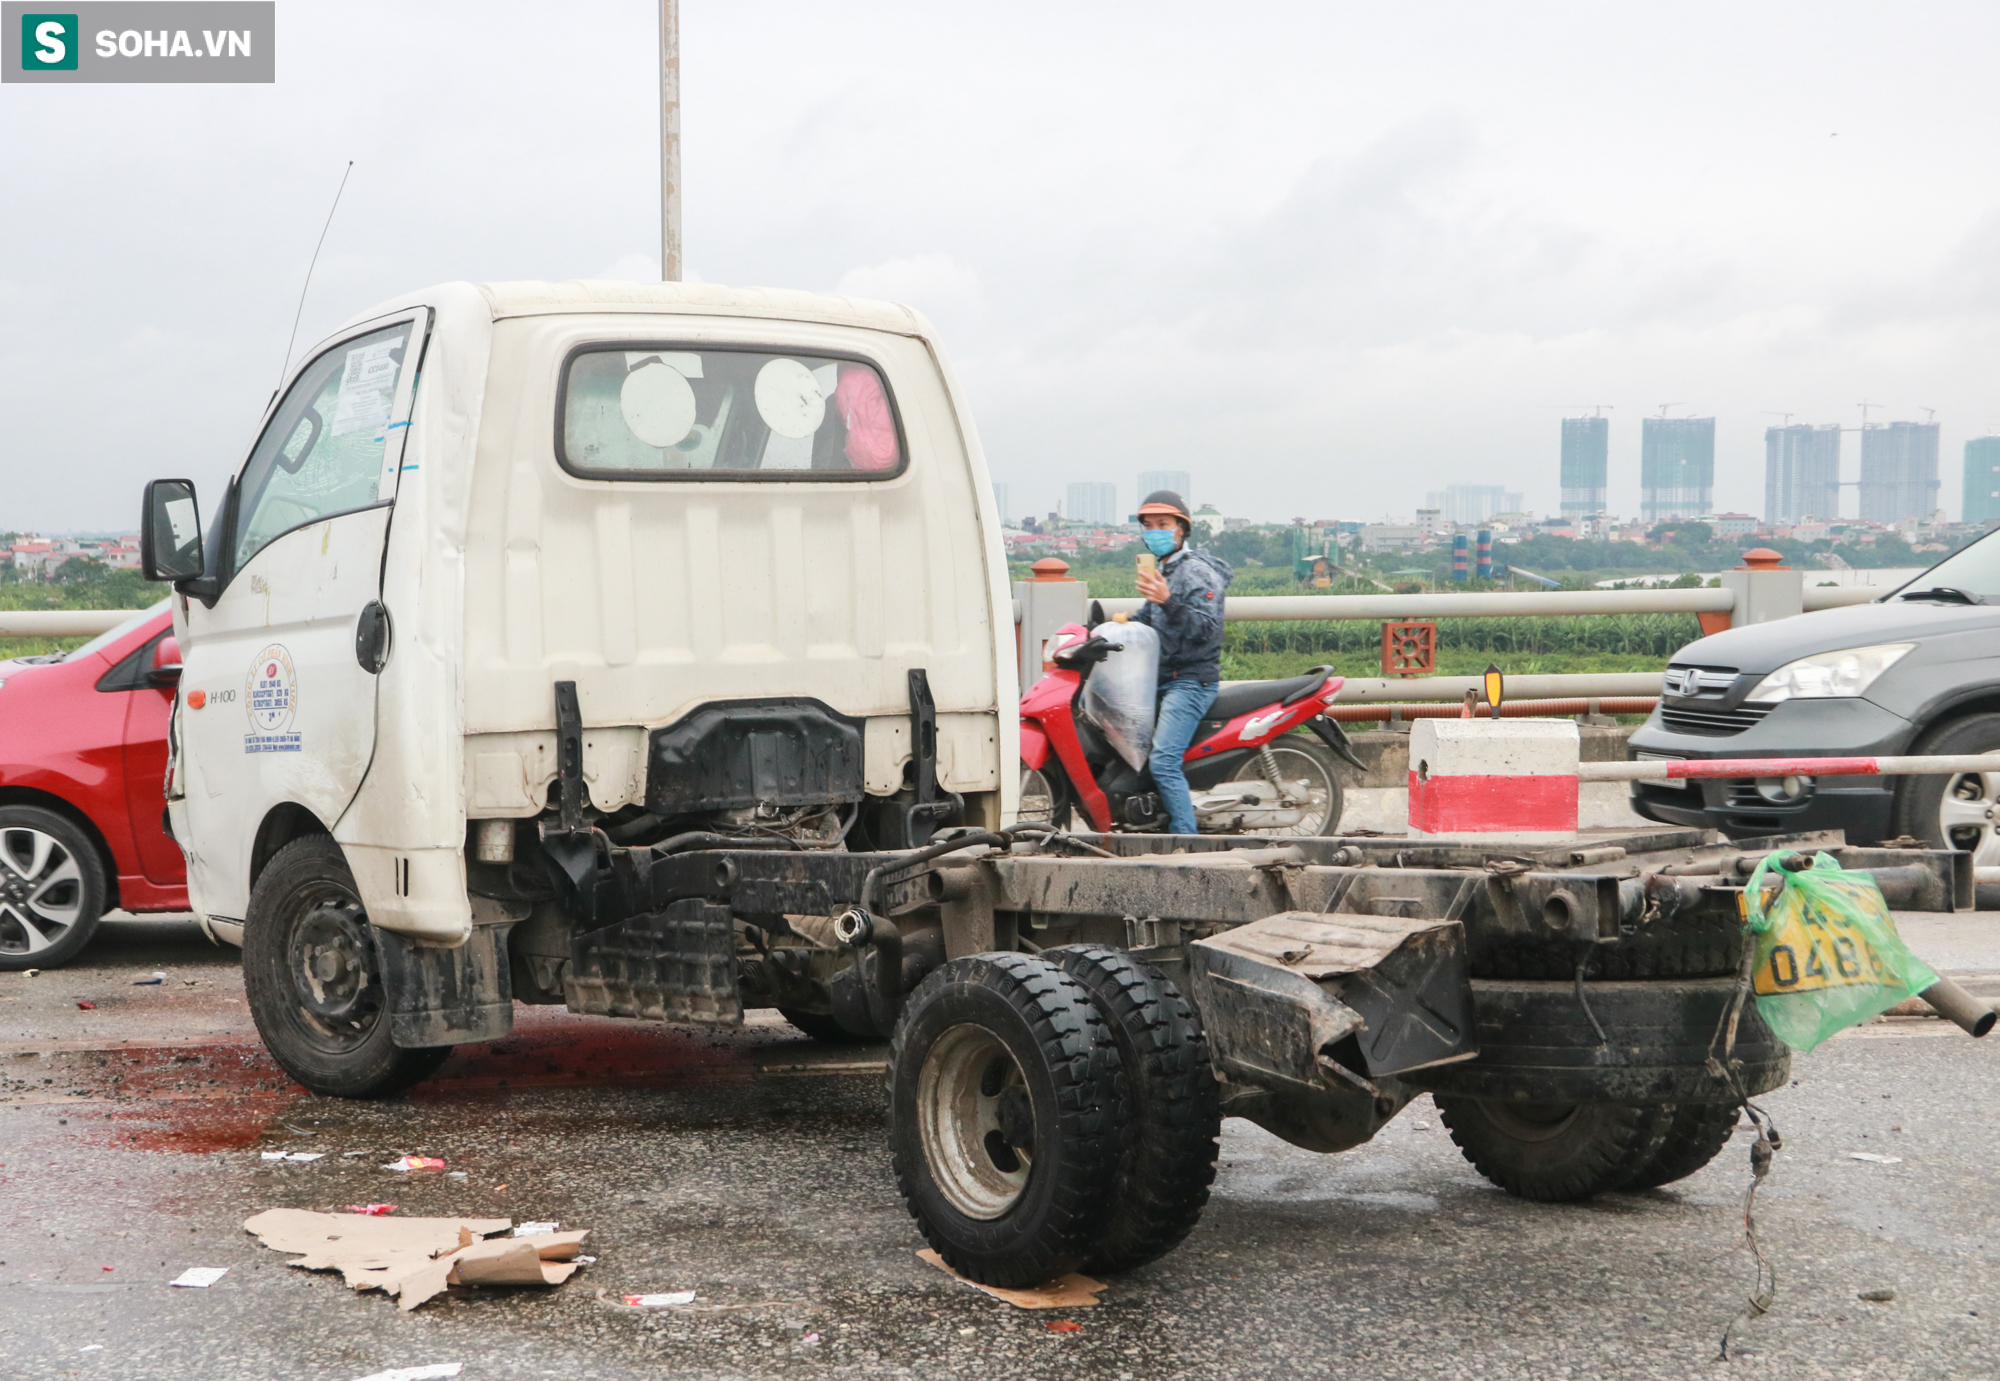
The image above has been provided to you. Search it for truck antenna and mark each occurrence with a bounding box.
[277,160,355,390]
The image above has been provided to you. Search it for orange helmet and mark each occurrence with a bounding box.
[1137,490,1192,527]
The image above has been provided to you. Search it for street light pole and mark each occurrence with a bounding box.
[660,0,681,282]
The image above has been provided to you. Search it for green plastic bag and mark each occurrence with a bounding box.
[1742,850,1939,1052]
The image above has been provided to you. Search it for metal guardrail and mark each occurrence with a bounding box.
[0,609,139,638]
[0,582,1887,643]
[1097,584,1878,622]
[1334,672,1662,702]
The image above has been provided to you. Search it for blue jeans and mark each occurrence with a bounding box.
[1150,678,1218,836]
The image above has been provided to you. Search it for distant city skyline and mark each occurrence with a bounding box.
[1065,481,1118,525]
[1765,423,1842,525]
[1860,421,1941,525]
[1559,417,1608,517]
[1640,417,1715,524]
[1137,469,1193,508]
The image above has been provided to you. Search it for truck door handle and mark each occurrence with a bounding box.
[355,601,392,674]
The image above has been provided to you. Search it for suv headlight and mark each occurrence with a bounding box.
[1746,642,1914,703]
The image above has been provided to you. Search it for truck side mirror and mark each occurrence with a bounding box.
[141,479,205,584]
[150,636,183,686]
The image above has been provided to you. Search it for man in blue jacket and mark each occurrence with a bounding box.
[1131,491,1234,835]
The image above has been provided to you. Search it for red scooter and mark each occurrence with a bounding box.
[1018,621,1364,836]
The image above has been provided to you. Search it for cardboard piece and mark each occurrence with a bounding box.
[915,1249,1105,1309]
[242,1209,588,1311]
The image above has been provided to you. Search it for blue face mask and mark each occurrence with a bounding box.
[1142,528,1178,558]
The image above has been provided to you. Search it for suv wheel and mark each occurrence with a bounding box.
[1891,713,2000,866]
[0,806,106,971]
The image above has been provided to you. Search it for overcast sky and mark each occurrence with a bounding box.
[7,0,2000,532]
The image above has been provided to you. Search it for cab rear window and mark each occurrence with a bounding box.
[556,346,905,480]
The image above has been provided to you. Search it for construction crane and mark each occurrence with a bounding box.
[1656,402,1684,419]
[1762,411,1795,426]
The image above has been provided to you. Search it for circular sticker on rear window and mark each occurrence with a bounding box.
[753,357,826,439]
[619,360,698,449]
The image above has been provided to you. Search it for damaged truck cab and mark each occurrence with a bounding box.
[139,279,1973,1291]
[143,281,1012,1078]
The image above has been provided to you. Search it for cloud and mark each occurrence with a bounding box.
[591,253,663,282]
[836,253,981,324]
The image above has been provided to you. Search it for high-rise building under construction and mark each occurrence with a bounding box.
[1858,421,1940,525]
[1640,417,1714,523]
[1965,437,2000,526]
[1560,416,1608,516]
[1764,424,1841,524]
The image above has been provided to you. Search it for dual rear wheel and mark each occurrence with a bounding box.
[887,946,1220,1286]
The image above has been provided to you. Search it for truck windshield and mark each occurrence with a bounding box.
[1892,528,2000,602]
[234,322,413,572]
[558,347,904,479]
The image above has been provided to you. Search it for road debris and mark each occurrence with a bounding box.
[346,1204,399,1215]
[1045,1319,1084,1333]
[261,1151,324,1163]
[1859,1288,1897,1303]
[76,1001,95,1010]
[916,1249,1106,1309]
[515,1221,560,1236]
[382,1156,447,1172]
[243,1208,588,1311]
[623,1291,697,1307]
[169,1267,229,1288]
[348,1366,463,1381]
[132,973,166,986]
[1848,1152,1904,1164]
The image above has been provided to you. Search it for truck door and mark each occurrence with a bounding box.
[175,313,426,920]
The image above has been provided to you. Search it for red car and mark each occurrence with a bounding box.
[0,601,187,968]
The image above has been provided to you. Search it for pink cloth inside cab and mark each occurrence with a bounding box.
[835,366,899,471]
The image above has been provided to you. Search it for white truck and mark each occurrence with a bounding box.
[142,279,1969,1289]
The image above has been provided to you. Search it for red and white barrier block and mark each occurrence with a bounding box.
[1407,719,1581,838]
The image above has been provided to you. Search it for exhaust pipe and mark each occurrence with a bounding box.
[1917,977,1997,1038]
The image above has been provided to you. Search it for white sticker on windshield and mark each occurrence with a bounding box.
[165,497,198,549]
[331,340,402,437]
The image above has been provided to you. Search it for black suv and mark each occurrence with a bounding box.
[1629,535,2000,865]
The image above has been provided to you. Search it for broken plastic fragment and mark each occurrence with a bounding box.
[624,1291,696,1307]
[347,1366,463,1381]
[1045,1319,1084,1333]
[263,1151,322,1162]
[76,1001,96,1010]
[1848,1152,1904,1164]
[514,1221,560,1236]
[133,973,165,985]
[1859,1288,1897,1303]
[382,1156,447,1172]
[345,1204,399,1215]
[170,1267,229,1288]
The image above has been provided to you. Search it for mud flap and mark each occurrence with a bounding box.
[565,898,743,1024]
[1187,911,1478,1096]
[378,921,516,1048]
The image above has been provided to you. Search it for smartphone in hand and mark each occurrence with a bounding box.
[1137,552,1158,578]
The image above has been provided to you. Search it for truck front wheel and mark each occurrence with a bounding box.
[243,835,449,1098]
[888,953,1125,1287]
[1433,1096,1672,1202]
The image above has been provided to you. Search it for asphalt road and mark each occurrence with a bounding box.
[2,914,1997,1381]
